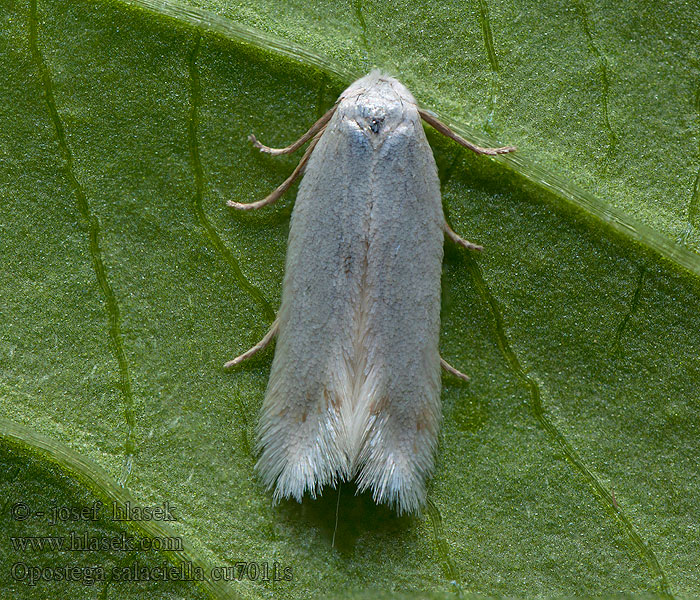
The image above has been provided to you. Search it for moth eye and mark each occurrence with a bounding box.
[370,118,382,134]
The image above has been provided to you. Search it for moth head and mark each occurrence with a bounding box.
[338,70,419,138]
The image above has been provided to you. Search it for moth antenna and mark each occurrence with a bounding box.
[228,130,324,211]
[249,104,337,155]
[419,109,516,156]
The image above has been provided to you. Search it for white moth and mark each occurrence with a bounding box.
[226,71,515,515]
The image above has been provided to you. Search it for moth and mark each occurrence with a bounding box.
[226,71,515,514]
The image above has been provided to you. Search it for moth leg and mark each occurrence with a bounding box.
[444,222,483,252]
[419,109,516,156]
[440,357,470,382]
[249,104,337,155]
[224,318,279,369]
[227,131,324,211]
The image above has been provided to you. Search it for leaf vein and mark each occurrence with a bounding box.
[464,254,674,598]
[29,0,136,487]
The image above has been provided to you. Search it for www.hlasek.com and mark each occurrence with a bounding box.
[10,531,183,552]
[9,501,292,586]
[11,561,293,586]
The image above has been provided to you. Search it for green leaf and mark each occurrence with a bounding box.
[1,0,699,598]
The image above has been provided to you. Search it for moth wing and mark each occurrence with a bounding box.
[254,112,371,502]
[353,117,444,515]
